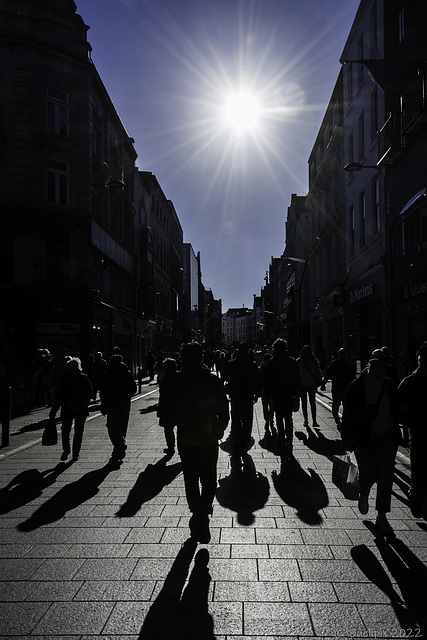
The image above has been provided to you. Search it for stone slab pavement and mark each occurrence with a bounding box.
[0,380,426,639]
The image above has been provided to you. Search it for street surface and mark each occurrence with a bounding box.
[0,381,426,638]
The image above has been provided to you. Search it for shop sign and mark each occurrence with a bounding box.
[404,280,427,299]
[349,283,373,304]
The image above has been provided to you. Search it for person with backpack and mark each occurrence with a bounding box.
[100,354,137,463]
[297,345,323,429]
[173,342,229,543]
[341,350,401,534]
[264,338,301,452]
[224,341,261,452]
[49,357,93,461]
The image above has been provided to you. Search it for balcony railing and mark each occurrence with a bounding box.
[402,69,427,134]
[377,113,402,165]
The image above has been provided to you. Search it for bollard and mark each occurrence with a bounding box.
[1,386,12,448]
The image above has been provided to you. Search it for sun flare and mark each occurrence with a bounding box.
[223,92,261,132]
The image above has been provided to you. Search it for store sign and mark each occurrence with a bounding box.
[404,281,427,299]
[349,283,374,304]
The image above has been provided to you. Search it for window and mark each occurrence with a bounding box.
[357,36,364,88]
[47,87,69,136]
[347,64,353,104]
[358,111,365,161]
[348,131,354,166]
[349,205,355,255]
[398,7,405,44]
[47,160,68,205]
[360,191,366,246]
[370,87,378,143]
[370,3,378,57]
[372,175,380,234]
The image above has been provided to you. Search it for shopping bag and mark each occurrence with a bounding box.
[332,453,359,498]
[41,417,58,446]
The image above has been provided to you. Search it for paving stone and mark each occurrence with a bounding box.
[0,602,50,634]
[31,601,115,635]
[243,602,313,636]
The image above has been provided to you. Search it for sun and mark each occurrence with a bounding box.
[223,92,261,133]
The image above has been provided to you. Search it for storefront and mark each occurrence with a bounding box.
[344,265,386,372]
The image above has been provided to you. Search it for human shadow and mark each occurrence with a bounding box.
[295,426,344,462]
[351,537,427,635]
[272,455,329,525]
[16,460,118,531]
[216,452,269,525]
[116,456,182,517]
[376,534,427,635]
[15,417,54,435]
[258,426,281,456]
[139,404,158,415]
[139,539,216,639]
[392,467,411,507]
[0,462,72,514]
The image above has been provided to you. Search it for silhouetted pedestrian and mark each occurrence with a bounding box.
[323,348,356,428]
[100,354,137,463]
[91,352,107,401]
[146,349,156,382]
[157,357,178,455]
[398,341,427,518]
[264,338,301,452]
[297,345,322,428]
[258,352,274,433]
[49,357,93,461]
[341,350,401,534]
[224,341,260,452]
[174,342,229,543]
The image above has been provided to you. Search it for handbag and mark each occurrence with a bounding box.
[332,453,359,498]
[41,417,58,446]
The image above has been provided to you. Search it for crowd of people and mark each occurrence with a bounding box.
[2,337,426,544]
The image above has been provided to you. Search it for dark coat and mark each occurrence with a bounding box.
[263,353,301,409]
[341,372,401,446]
[174,365,229,447]
[100,362,137,414]
[398,367,427,441]
[51,369,93,418]
[224,354,261,400]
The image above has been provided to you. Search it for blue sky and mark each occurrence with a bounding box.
[76,0,360,311]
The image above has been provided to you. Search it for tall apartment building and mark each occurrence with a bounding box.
[0,0,187,381]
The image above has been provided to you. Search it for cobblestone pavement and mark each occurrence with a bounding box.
[0,381,426,639]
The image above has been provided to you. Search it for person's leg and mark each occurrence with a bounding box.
[199,445,219,515]
[274,407,285,445]
[178,443,202,514]
[230,398,243,446]
[354,444,376,512]
[374,436,398,514]
[283,408,294,448]
[241,399,254,448]
[61,417,72,457]
[107,411,129,459]
[164,424,176,452]
[300,389,308,425]
[72,416,86,459]
[331,390,343,425]
[308,386,317,425]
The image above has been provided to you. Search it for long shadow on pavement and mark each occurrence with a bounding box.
[216,452,269,525]
[116,456,182,517]
[272,455,329,525]
[295,426,344,461]
[351,535,427,636]
[0,462,73,514]
[139,538,215,639]
[16,460,119,531]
